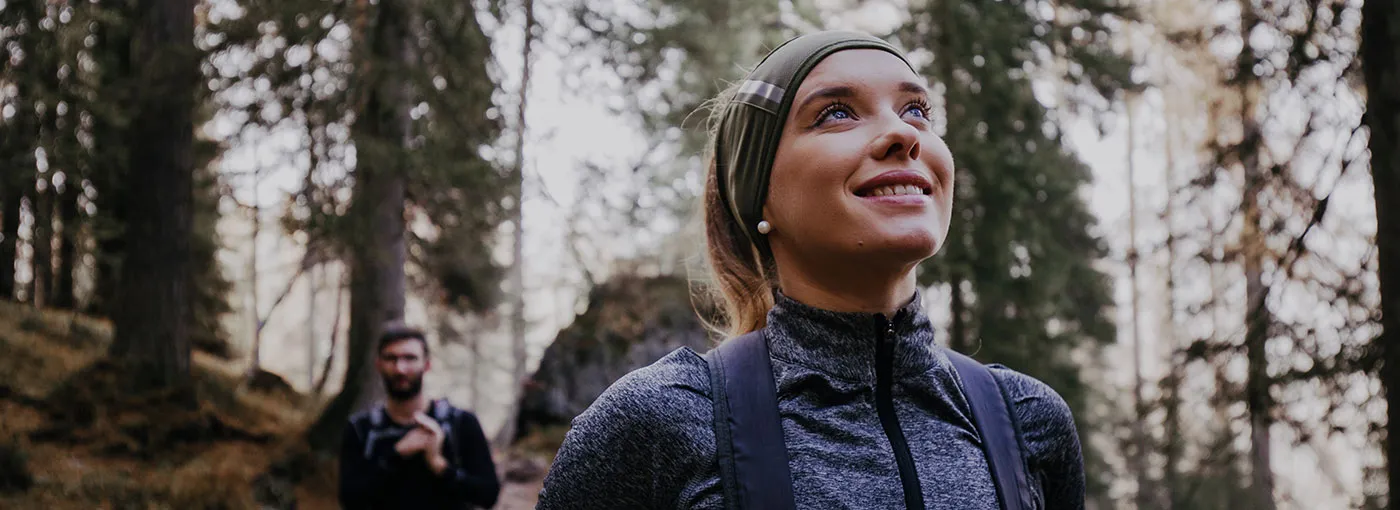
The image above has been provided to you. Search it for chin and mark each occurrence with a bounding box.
[862,229,941,263]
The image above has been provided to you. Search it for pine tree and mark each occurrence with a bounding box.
[108,0,199,390]
[893,0,1132,498]
[1171,0,1376,506]
[567,0,794,269]
[0,0,43,303]
[499,0,537,449]
[0,174,19,301]
[1361,0,1398,503]
[206,0,507,450]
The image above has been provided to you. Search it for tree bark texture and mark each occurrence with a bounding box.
[108,0,198,391]
[53,179,79,310]
[307,0,412,451]
[1361,0,1399,503]
[31,177,53,308]
[0,175,20,302]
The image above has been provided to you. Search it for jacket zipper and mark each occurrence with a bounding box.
[876,313,926,510]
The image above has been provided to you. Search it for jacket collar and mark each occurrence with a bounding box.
[764,289,942,383]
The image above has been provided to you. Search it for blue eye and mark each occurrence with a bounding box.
[904,101,931,120]
[815,102,855,126]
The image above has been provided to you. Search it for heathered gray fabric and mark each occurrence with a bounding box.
[538,292,1085,509]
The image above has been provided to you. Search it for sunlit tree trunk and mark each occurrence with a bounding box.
[1160,87,1185,510]
[247,169,263,376]
[1123,91,1154,510]
[498,0,537,447]
[1237,2,1274,505]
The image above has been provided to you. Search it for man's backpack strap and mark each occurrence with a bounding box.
[430,399,464,468]
[945,350,1036,510]
[703,329,797,510]
[362,407,386,460]
[432,399,453,422]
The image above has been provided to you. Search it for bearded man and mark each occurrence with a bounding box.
[338,324,500,509]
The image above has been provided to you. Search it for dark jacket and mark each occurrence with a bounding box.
[538,291,1085,509]
[339,399,501,510]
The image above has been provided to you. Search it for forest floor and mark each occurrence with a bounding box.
[0,301,549,509]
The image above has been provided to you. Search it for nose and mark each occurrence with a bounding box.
[869,114,922,161]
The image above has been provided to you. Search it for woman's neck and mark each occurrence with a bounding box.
[776,266,918,316]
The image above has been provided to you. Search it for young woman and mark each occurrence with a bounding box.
[538,31,1085,509]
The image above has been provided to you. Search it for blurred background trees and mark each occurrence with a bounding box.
[0,0,1392,508]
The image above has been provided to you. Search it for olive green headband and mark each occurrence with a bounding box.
[715,31,916,253]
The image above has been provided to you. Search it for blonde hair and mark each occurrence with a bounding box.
[695,82,776,338]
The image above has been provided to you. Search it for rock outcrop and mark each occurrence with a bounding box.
[514,275,714,440]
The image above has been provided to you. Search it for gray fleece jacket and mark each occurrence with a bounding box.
[538,292,1085,509]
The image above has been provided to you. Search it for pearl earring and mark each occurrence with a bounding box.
[756,220,772,234]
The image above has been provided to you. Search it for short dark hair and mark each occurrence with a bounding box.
[377,323,429,358]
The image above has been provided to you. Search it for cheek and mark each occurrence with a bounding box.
[767,140,859,222]
[924,137,955,189]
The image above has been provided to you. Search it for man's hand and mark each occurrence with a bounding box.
[414,413,450,475]
[394,428,433,456]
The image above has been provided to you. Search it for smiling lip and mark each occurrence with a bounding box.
[854,170,934,199]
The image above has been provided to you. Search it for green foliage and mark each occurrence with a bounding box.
[2,0,230,356]
[190,165,234,358]
[567,0,799,226]
[205,0,508,313]
[894,0,1136,497]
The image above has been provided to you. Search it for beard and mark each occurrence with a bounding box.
[383,373,424,401]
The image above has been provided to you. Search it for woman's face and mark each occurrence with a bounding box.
[764,49,955,273]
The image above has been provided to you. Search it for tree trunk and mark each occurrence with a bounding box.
[1,2,39,304]
[31,176,53,308]
[1361,0,1399,503]
[307,0,412,452]
[1123,92,1154,510]
[31,6,62,310]
[0,175,20,302]
[949,278,968,353]
[468,315,480,410]
[1160,86,1185,510]
[497,0,537,448]
[307,263,320,389]
[108,0,197,391]
[1242,99,1277,510]
[53,178,79,310]
[1239,2,1274,504]
[313,272,347,396]
[247,170,263,376]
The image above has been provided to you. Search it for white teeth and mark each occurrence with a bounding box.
[868,185,924,197]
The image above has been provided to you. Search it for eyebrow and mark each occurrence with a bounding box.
[899,81,930,96]
[795,85,856,113]
[795,81,931,113]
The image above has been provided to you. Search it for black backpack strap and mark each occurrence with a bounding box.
[704,330,797,510]
[431,399,463,468]
[945,350,1035,510]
